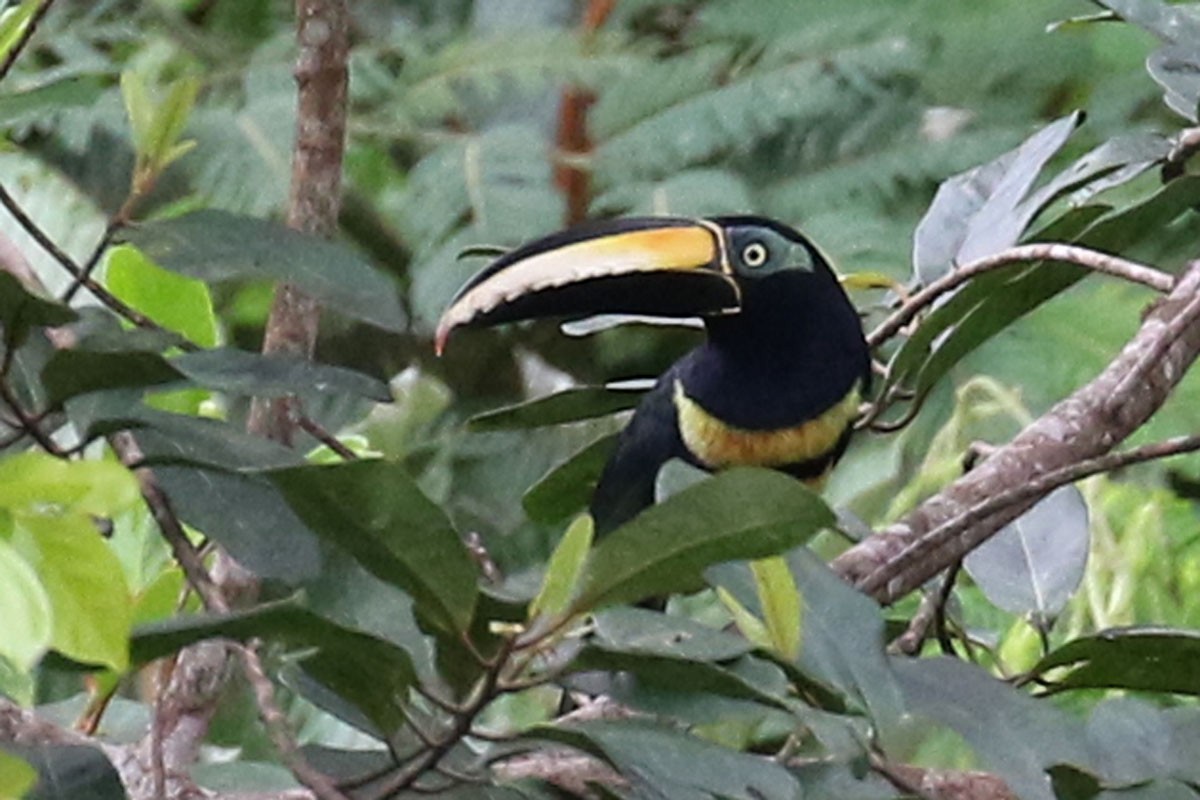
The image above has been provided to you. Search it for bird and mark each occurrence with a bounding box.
[436,215,870,535]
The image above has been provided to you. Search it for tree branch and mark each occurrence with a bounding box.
[866,243,1173,349]
[246,0,349,445]
[836,261,1200,603]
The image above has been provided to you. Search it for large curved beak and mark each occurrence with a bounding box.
[435,217,740,354]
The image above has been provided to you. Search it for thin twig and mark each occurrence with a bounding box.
[294,408,358,460]
[240,644,351,800]
[867,243,1174,349]
[857,432,1200,599]
[890,559,962,656]
[0,184,177,336]
[60,220,121,303]
[0,381,63,455]
[0,0,57,82]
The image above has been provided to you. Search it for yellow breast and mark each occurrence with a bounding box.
[673,380,860,473]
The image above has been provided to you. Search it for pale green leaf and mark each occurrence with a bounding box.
[0,748,37,800]
[0,452,141,518]
[716,586,772,651]
[11,514,132,671]
[0,536,52,671]
[120,71,154,159]
[529,514,593,620]
[105,245,218,347]
[751,556,802,661]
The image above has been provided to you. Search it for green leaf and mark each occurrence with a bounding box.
[886,176,1200,412]
[42,346,390,408]
[132,599,418,739]
[10,514,132,671]
[1085,698,1179,788]
[0,748,36,799]
[963,485,1089,627]
[1148,43,1200,122]
[591,606,754,662]
[0,273,78,349]
[153,466,321,582]
[105,244,218,347]
[0,75,105,128]
[0,536,52,671]
[40,350,183,408]
[575,468,834,610]
[716,586,773,651]
[67,394,300,471]
[5,743,127,800]
[170,348,391,402]
[468,386,642,431]
[894,656,1091,800]
[268,460,478,634]
[1094,0,1200,44]
[912,111,1083,283]
[751,556,802,661]
[522,433,617,524]
[529,514,593,619]
[0,452,141,520]
[0,0,36,58]
[120,71,154,159]
[530,719,800,800]
[146,76,200,169]
[117,210,406,332]
[1031,627,1200,695]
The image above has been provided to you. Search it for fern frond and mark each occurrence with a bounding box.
[761,127,1026,217]
[591,168,754,217]
[593,36,923,185]
[390,30,644,130]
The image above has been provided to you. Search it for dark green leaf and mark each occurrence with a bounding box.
[522,433,617,524]
[41,350,183,408]
[1086,698,1176,787]
[576,468,835,610]
[0,75,105,128]
[0,273,77,349]
[468,386,642,431]
[68,394,301,470]
[268,460,478,634]
[117,210,406,332]
[963,485,1090,626]
[153,466,322,582]
[531,719,800,800]
[569,647,792,710]
[2,744,126,800]
[131,598,417,739]
[894,656,1091,800]
[789,549,907,737]
[592,606,753,662]
[1031,627,1200,695]
[170,348,391,402]
[43,346,390,407]
[134,599,417,738]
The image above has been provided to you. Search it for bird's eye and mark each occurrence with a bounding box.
[741,241,769,268]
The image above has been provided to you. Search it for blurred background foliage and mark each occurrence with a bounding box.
[2,0,1200,794]
[2,0,1198,633]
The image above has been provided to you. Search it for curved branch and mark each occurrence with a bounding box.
[867,243,1174,349]
[836,260,1200,604]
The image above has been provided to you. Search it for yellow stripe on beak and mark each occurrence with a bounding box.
[436,222,731,354]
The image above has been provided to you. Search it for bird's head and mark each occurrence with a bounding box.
[435,215,833,354]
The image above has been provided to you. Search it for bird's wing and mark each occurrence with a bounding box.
[589,374,695,535]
